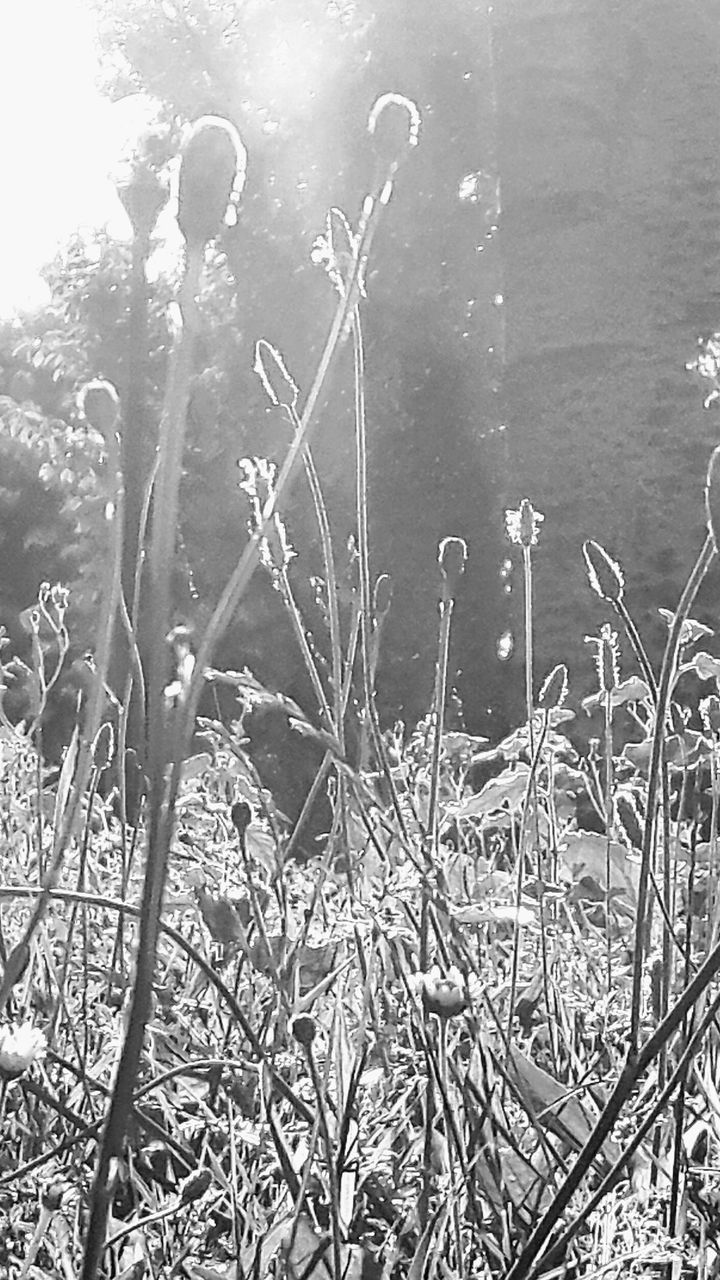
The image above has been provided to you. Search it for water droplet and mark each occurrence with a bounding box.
[458,171,501,229]
[497,631,514,662]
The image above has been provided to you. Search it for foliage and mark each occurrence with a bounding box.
[3,13,720,1280]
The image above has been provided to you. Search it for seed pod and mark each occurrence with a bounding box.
[116,160,167,243]
[177,116,247,251]
[231,801,252,842]
[78,380,120,438]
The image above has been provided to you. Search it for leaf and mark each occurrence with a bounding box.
[452,903,535,927]
[507,1046,620,1167]
[658,609,714,646]
[179,752,212,782]
[456,763,530,818]
[582,676,651,712]
[558,830,639,901]
[687,650,720,682]
[195,887,249,947]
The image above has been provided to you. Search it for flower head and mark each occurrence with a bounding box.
[238,457,295,582]
[687,334,720,409]
[0,1020,46,1081]
[505,499,544,548]
[586,623,620,696]
[415,965,467,1020]
[700,695,720,737]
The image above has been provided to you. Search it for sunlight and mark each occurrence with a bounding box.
[0,0,123,316]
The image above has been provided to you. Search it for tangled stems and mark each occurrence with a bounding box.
[506,898,720,1280]
[629,531,716,1053]
[79,252,205,1280]
[505,532,718,1280]
[0,387,124,1016]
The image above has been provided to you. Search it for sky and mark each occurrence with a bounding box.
[0,0,127,316]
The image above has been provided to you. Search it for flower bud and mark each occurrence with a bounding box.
[616,792,643,849]
[78,380,120,438]
[231,801,252,842]
[177,116,247,250]
[91,721,115,773]
[368,93,421,179]
[180,1167,212,1205]
[116,160,167,243]
[0,1020,46,1081]
[438,537,468,602]
[505,499,544,548]
[418,965,467,1020]
[583,540,625,604]
[291,1014,317,1048]
[538,663,568,711]
[373,573,393,620]
[254,340,299,410]
[42,1182,65,1212]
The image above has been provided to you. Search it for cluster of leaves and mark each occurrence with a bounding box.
[1,591,720,1278]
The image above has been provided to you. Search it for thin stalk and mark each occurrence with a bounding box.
[81,251,205,1280]
[505,713,550,1064]
[630,532,716,1053]
[614,596,658,702]
[505,862,720,1280]
[304,1043,343,1280]
[602,692,614,990]
[536,983,720,1276]
[350,306,411,850]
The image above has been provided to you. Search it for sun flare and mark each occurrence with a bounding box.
[0,0,123,316]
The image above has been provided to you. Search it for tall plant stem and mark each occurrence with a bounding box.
[504,533,718,1280]
[602,694,614,991]
[350,307,411,849]
[80,251,203,1280]
[505,907,720,1280]
[522,545,535,759]
[629,532,716,1053]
